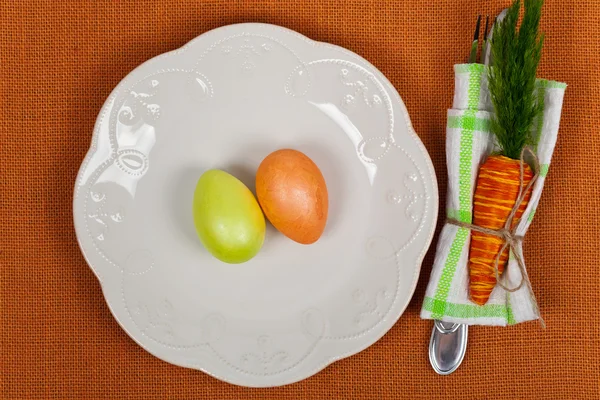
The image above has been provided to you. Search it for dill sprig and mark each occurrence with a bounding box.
[488,0,544,160]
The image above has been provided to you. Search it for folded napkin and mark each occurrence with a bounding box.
[421,64,566,326]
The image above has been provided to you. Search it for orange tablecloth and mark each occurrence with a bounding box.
[2,1,599,398]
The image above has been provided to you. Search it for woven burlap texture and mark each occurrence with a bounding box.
[2,1,599,399]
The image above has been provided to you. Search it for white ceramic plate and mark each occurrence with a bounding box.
[74,23,438,387]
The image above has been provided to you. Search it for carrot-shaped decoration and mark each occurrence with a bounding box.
[468,0,544,305]
[469,156,533,304]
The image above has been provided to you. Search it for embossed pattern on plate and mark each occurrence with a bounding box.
[73,23,438,387]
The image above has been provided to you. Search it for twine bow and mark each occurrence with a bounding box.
[447,147,544,326]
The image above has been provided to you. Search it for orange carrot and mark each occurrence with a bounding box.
[466,0,545,305]
[468,155,533,305]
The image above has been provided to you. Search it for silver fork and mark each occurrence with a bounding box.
[428,10,506,375]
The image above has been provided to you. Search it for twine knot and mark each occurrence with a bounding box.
[499,228,514,245]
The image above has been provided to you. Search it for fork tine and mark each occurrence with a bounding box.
[481,15,490,65]
[473,15,482,41]
[469,15,482,63]
[483,15,490,40]
[483,8,509,65]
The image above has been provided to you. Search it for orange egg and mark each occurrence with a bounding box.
[256,149,328,245]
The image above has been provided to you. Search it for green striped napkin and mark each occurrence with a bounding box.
[420,64,566,326]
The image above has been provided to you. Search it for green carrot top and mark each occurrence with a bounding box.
[488,0,544,160]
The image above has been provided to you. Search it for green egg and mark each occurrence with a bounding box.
[193,169,265,264]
